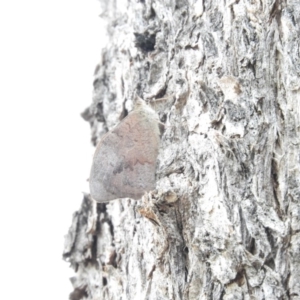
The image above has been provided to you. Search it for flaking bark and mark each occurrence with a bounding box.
[64,1,300,299]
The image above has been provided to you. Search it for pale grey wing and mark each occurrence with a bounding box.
[89,110,160,202]
[89,131,122,202]
[110,112,160,199]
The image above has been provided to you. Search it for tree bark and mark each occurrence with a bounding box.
[63,1,300,299]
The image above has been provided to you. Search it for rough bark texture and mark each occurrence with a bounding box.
[63,1,300,299]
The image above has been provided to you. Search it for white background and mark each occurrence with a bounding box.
[0,1,104,298]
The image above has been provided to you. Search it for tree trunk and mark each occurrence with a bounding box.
[63,1,300,299]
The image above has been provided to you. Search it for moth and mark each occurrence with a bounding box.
[89,98,161,202]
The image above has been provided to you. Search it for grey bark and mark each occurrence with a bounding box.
[63,0,300,299]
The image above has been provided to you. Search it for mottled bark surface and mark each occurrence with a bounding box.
[63,1,300,299]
